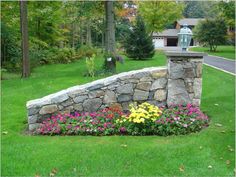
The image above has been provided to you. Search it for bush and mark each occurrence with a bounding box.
[123,15,154,60]
[34,103,209,136]
[77,45,98,58]
[41,47,79,64]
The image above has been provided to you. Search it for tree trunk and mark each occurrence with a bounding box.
[101,31,104,51]
[59,24,64,48]
[72,23,75,48]
[80,20,84,45]
[105,1,115,54]
[37,18,40,39]
[104,1,116,72]
[20,0,30,78]
[1,38,5,64]
[101,17,105,52]
[86,20,92,46]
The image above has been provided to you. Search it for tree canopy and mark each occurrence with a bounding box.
[138,1,184,33]
[193,19,227,52]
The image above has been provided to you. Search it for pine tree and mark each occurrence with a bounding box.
[124,15,154,60]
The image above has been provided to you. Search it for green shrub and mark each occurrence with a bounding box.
[35,47,79,65]
[77,45,98,58]
[85,54,96,77]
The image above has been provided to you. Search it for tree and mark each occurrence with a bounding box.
[183,1,218,18]
[217,1,235,45]
[193,19,227,52]
[138,1,184,33]
[28,1,64,47]
[123,15,154,60]
[218,1,235,27]
[20,1,30,77]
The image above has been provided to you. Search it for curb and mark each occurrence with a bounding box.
[207,54,235,61]
[203,63,236,76]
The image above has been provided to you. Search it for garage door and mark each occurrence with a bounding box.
[153,37,164,48]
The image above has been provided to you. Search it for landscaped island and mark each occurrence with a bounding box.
[27,52,206,135]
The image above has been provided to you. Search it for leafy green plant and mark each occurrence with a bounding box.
[85,54,96,77]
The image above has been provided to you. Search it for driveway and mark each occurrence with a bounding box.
[158,47,236,75]
[203,55,235,74]
[156,47,182,51]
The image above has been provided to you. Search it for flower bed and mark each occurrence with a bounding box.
[35,103,209,136]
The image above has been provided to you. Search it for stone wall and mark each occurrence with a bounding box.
[27,51,205,131]
[27,67,168,130]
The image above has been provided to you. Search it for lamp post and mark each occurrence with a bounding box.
[178,24,192,51]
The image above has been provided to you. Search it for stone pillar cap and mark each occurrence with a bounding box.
[165,51,207,57]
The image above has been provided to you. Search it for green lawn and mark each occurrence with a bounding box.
[190,45,235,60]
[1,52,235,176]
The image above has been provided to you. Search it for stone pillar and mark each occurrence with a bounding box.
[165,51,206,107]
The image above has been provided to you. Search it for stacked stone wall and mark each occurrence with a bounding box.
[27,51,205,131]
[27,67,168,130]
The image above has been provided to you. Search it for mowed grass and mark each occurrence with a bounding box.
[190,45,235,60]
[1,52,235,176]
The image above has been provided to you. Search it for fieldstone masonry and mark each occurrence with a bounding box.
[166,51,206,107]
[27,51,206,131]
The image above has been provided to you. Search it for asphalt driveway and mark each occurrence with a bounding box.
[203,55,235,74]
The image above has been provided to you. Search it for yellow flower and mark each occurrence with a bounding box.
[123,102,162,124]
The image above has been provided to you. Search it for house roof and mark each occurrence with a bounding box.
[177,18,204,26]
[153,29,179,37]
[153,18,205,37]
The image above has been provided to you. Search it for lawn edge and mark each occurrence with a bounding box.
[204,63,236,76]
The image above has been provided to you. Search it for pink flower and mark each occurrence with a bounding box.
[119,127,126,133]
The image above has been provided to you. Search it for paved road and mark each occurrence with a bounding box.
[203,55,235,74]
[157,47,236,75]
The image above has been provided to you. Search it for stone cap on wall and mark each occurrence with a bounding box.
[165,51,207,58]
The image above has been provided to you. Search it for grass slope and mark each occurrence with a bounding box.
[1,52,235,176]
[190,45,235,60]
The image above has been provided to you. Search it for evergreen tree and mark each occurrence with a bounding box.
[124,16,154,60]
